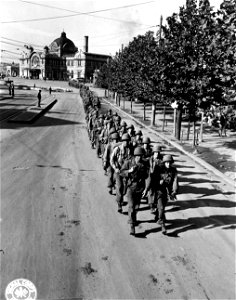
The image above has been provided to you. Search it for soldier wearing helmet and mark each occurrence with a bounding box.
[110,133,132,213]
[133,129,143,148]
[114,115,121,132]
[103,132,120,194]
[100,119,114,155]
[143,144,164,214]
[120,146,149,236]
[119,120,127,138]
[142,137,153,159]
[148,154,178,234]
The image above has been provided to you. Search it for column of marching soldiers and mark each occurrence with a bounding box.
[81,86,179,236]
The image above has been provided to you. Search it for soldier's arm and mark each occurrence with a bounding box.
[110,147,119,171]
[172,169,179,195]
[103,144,109,164]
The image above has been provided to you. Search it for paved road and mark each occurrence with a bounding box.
[1,83,235,299]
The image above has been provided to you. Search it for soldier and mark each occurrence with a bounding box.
[143,144,163,214]
[120,147,149,236]
[94,126,103,158]
[110,133,132,213]
[119,121,127,138]
[114,115,121,132]
[142,137,153,158]
[103,132,120,194]
[37,90,42,107]
[146,154,178,234]
[133,130,143,148]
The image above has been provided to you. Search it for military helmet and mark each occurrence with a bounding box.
[127,124,134,130]
[111,133,119,140]
[152,144,163,152]
[163,154,174,163]
[135,130,143,136]
[134,147,145,156]
[109,127,116,135]
[115,115,121,121]
[143,137,151,144]
[121,120,127,127]
[121,133,131,141]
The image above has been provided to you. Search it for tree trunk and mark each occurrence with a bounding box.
[162,106,166,131]
[143,102,146,121]
[193,121,196,147]
[151,102,156,126]
[175,107,182,140]
[130,97,133,114]
[199,111,204,142]
[187,120,191,140]
[173,108,177,137]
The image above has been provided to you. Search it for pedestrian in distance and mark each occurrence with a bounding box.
[11,83,15,98]
[219,113,227,137]
[120,146,149,236]
[37,90,42,107]
[49,86,52,95]
[8,83,12,95]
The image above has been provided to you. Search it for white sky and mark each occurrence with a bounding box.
[0,0,223,62]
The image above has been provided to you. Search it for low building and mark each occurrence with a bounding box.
[19,32,110,82]
[0,62,19,78]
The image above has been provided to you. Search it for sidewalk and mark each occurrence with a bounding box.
[89,86,236,187]
[5,89,57,123]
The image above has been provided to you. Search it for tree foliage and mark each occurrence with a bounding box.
[97,0,236,108]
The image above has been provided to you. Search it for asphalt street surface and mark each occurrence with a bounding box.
[1,82,235,299]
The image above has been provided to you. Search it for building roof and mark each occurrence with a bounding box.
[49,31,78,56]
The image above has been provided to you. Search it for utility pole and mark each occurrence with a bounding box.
[151,15,163,126]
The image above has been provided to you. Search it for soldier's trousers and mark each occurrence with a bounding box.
[115,173,125,205]
[107,166,115,189]
[126,188,142,225]
[148,191,156,209]
[157,192,168,224]
[95,139,102,157]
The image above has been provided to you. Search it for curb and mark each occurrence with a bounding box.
[8,99,57,124]
[102,97,235,189]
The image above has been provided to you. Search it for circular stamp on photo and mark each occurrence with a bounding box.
[5,278,37,300]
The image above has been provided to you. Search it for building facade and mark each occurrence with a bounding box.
[19,32,110,82]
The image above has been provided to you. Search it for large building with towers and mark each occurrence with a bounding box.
[19,32,110,82]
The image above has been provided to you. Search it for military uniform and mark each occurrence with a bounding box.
[103,133,119,193]
[110,134,132,212]
[120,147,149,235]
[152,154,178,233]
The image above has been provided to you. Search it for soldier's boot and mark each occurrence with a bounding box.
[117,203,122,214]
[161,223,167,235]
[130,224,135,236]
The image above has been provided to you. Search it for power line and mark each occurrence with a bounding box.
[2,0,154,26]
[1,37,44,48]
[1,41,43,52]
[1,49,21,55]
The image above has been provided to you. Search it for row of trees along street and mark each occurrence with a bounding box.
[96,0,236,146]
